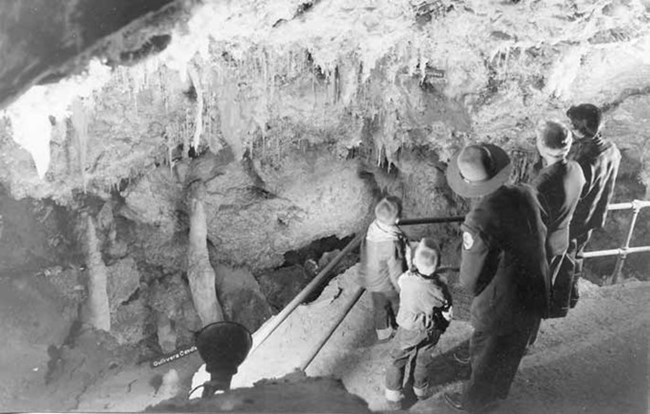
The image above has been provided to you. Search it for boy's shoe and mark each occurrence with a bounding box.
[444,392,466,411]
[453,351,471,365]
[376,327,394,343]
[413,385,432,401]
[384,388,404,410]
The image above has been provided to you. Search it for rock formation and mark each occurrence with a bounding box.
[0,0,648,371]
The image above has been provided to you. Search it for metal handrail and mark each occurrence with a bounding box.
[396,215,465,226]
[249,232,364,355]
[597,199,650,285]
[582,246,650,258]
[605,200,650,211]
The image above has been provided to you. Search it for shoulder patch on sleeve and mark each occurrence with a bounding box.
[462,231,474,250]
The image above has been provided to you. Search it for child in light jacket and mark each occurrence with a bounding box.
[384,238,453,407]
[358,196,409,341]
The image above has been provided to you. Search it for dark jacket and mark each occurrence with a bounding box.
[532,160,585,257]
[358,220,408,292]
[569,135,621,237]
[460,185,549,333]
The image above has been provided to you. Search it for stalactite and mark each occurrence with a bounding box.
[187,64,204,150]
[183,107,191,157]
[70,98,90,192]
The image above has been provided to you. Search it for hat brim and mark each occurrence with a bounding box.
[446,143,513,198]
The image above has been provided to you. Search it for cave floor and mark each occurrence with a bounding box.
[1,265,648,413]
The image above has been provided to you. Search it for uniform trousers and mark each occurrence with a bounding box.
[529,252,572,346]
[568,229,593,307]
[464,319,538,411]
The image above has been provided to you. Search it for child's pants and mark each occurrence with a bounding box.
[371,290,399,331]
[385,328,441,395]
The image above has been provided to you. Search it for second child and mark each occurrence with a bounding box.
[384,238,453,408]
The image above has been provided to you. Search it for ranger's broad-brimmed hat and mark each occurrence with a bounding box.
[446,143,512,198]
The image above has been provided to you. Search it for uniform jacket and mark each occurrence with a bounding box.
[396,270,452,332]
[532,160,585,257]
[460,185,550,333]
[358,220,407,292]
[570,135,621,237]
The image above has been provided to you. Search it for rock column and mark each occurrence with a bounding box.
[187,181,224,326]
[81,213,111,331]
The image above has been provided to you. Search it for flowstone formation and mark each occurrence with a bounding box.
[0,0,649,386]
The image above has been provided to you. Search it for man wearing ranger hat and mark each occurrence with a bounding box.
[443,143,550,412]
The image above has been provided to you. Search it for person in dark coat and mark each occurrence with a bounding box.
[357,196,409,342]
[528,121,585,345]
[566,104,621,305]
[443,143,550,412]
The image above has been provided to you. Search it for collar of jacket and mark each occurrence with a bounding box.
[366,220,402,242]
[576,134,605,150]
[592,133,605,148]
[408,268,447,284]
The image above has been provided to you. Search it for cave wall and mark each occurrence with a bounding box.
[0,0,185,110]
[0,0,649,350]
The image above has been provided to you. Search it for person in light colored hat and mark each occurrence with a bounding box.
[528,121,585,346]
[566,103,621,302]
[357,196,408,342]
[384,238,452,409]
[443,143,550,413]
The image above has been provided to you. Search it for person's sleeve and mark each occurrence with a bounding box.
[405,241,416,270]
[578,159,594,199]
[392,270,406,293]
[387,240,407,282]
[459,223,494,296]
[593,152,621,229]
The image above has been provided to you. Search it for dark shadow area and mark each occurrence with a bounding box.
[257,234,359,312]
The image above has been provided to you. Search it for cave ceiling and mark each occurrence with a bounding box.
[1,0,650,202]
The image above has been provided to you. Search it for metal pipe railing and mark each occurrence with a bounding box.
[249,232,364,355]
[601,199,650,285]
[582,246,650,258]
[396,215,465,226]
[606,200,650,211]
[298,287,366,371]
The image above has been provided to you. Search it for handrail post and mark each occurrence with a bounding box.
[605,201,642,285]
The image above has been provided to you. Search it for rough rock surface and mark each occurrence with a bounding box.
[0,0,183,110]
[211,263,273,331]
[0,274,77,407]
[149,371,372,413]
